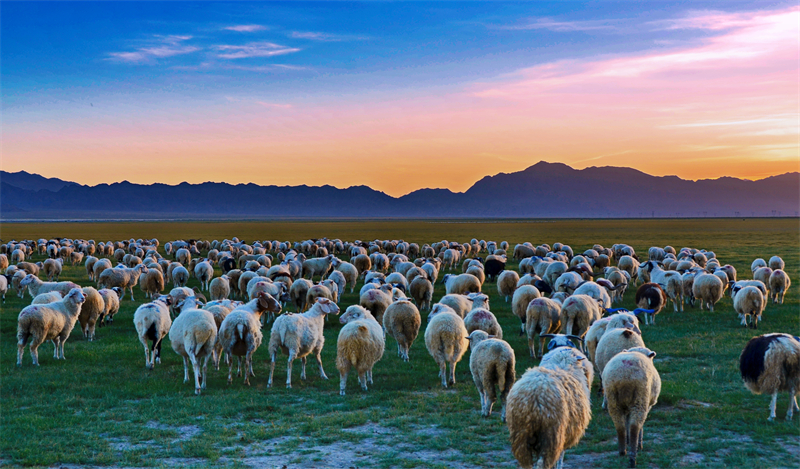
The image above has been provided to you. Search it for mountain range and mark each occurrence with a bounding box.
[2,162,798,220]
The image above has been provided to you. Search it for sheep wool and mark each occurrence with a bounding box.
[382,299,421,362]
[17,288,86,366]
[336,306,385,395]
[740,333,800,421]
[525,297,562,359]
[169,307,217,395]
[424,304,469,388]
[468,330,516,420]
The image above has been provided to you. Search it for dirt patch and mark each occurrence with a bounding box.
[411,424,448,437]
[777,438,800,461]
[342,422,395,435]
[104,436,158,452]
[679,452,706,466]
[563,451,616,468]
[145,421,202,443]
[677,400,713,409]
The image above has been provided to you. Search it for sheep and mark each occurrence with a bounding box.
[560,294,603,347]
[352,253,372,277]
[602,347,661,467]
[692,273,724,311]
[202,300,240,369]
[511,285,541,334]
[194,259,214,291]
[303,254,335,280]
[505,346,593,469]
[740,333,800,421]
[336,305,386,395]
[17,288,86,366]
[359,285,393,324]
[421,261,440,284]
[525,297,563,359]
[78,287,105,341]
[32,291,62,304]
[595,328,646,408]
[467,330,516,420]
[409,276,434,311]
[209,275,231,301]
[289,278,313,312]
[463,293,503,339]
[585,311,641,366]
[43,258,63,281]
[0,274,7,303]
[92,258,112,282]
[327,269,347,299]
[769,256,785,271]
[306,283,334,309]
[378,299,420,362]
[20,275,80,299]
[334,260,359,293]
[734,285,766,329]
[139,268,165,300]
[436,293,473,319]
[268,297,339,388]
[634,283,666,325]
[98,264,147,300]
[98,287,121,325]
[169,306,217,395]
[497,270,520,303]
[172,265,189,288]
[425,303,470,387]
[443,273,481,295]
[769,270,791,304]
[751,258,768,273]
[220,292,282,385]
[753,267,773,295]
[640,261,683,312]
[12,270,27,298]
[133,296,173,369]
[543,261,568,290]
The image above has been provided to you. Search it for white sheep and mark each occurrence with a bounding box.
[359,285,393,324]
[525,297,563,359]
[98,264,147,300]
[497,270,519,302]
[467,330,516,420]
[17,288,86,366]
[640,261,683,312]
[769,270,791,304]
[219,293,282,385]
[78,287,105,341]
[172,265,190,288]
[169,306,218,395]
[133,296,173,369]
[382,299,421,362]
[98,288,121,325]
[751,258,767,273]
[424,303,469,388]
[692,273,724,311]
[506,346,593,469]
[409,276,434,312]
[335,260,359,293]
[463,293,503,339]
[327,270,347,299]
[268,297,339,388]
[194,259,214,291]
[139,268,165,300]
[733,285,766,329]
[740,333,800,421]
[560,294,603,348]
[209,275,231,301]
[43,258,63,281]
[443,273,481,295]
[511,285,541,334]
[768,256,785,271]
[595,328,646,408]
[336,306,386,395]
[20,274,79,300]
[0,275,7,303]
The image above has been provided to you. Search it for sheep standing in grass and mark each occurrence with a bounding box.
[78,287,105,341]
[740,333,800,421]
[21,275,80,300]
[327,270,347,300]
[337,306,385,395]
[43,258,62,282]
[602,347,661,467]
[512,285,541,335]
[85,256,98,281]
[769,270,791,304]
[526,297,562,359]
[98,264,147,300]
[335,260,359,293]
[409,276,434,311]
[12,270,27,298]
[497,270,519,302]
[506,347,593,469]
[209,275,231,301]
[692,273,724,311]
[133,296,173,369]
[425,304,470,388]
[595,328,646,408]
[437,294,473,319]
[268,297,339,388]
[17,288,86,366]
[559,294,603,348]
[443,273,481,295]
[383,299,421,362]
[93,258,113,283]
[359,285,393,324]
[733,285,766,329]
[0,275,7,303]
[464,293,503,339]
[139,268,165,300]
[634,283,666,325]
[220,293,282,385]
[172,265,189,288]
[585,311,641,366]
[194,259,214,291]
[467,330,516,420]
[98,288,121,325]
[769,256,785,271]
[169,305,217,395]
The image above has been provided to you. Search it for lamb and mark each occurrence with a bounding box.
[464,293,503,339]
[20,275,80,299]
[497,270,520,302]
[139,268,165,299]
[585,311,641,366]
[769,256,785,271]
[560,294,603,348]
[467,330,516,420]
[409,276,434,311]
[336,305,386,395]
[98,264,147,300]
[382,299,421,361]
[43,258,63,281]
[17,288,86,366]
[739,333,800,420]
[505,346,593,469]
[595,328,646,408]
[133,296,173,369]
[289,278,313,312]
[209,275,231,301]
[634,283,667,325]
[525,297,563,359]
[359,285,394,324]
[98,287,121,325]
[335,260,359,293]
[443,273,481,295]
[268,297,339,388]
[93,258,113,281]
[219,292,282,385]
[172,265,190,288]
[640,261,683,312]
[306,283,334,309]
[751,258,767,273]
[194,259,214,291]
[436,293,473,318]
[602,347,661,467]
[692,273,724,311]
[425,303,470,387]
[511,285,541,334]
[327,270,347,299]
[70,251,84,266]
[303,254,335,280]
[169,306,218,394]
[734,285,766,329]
[769,270,791,304]
[78,287,105,341]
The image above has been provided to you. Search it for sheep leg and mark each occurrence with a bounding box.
[448,360,456,386]
[299,356,308,380]
[182,356,190,383]
[227,353,235,384]
[57,335,67,359]
[339,361,350,396]
[268,352,276,387]
[189,352,202,395]
[142,340,152,369]
[397,342,403,358]
[32,338,44,365]
[16,334,29,366]
[244,351,254,385]
[439,360,448,388]
[629,422,641,468]
[615,421,627,455]
[316,352,328,379]
[367,368,373,384]
[286,351,296,388]
[556,451,565,469]
[765,392,780,421]
[155,339,163,364]
[358,371,368,391]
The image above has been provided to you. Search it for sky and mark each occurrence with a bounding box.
[2,1,799,197]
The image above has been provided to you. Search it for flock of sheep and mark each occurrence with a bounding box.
[2,236,798,469]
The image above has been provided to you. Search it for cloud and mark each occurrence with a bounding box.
[224,25,267,32]
[214,42,301,59]
[257,102,293,109]
[648,10,756,31]
[108,35,200,63]
[290,31,366,41]
[498,17,616,32]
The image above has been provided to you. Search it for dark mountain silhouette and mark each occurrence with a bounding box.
[2,162,798,220]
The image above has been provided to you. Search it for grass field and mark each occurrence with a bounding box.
[1,219,799,469]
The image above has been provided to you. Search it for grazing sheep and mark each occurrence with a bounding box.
[640,261,683,312]
[12,270,27,298]
[139,268,165,300]
[93,258,113,282]
[595,328,647,408]
[359,285,393,324]
[751,258,768,273]
[506,347,593,469]
[585,311,641,366]
[467,330,516,420]
[734,285,767,329]
[98,264,147,300]
[511,285,541,334]
[464,294,503,339]
[43,258,63,281]
[769,270,791,304]
[335,260,359,293]
[443,273,481,295]
[424,304,470,388]
[409,276,434,311]
[739,333,800,421]
[327,270,347,299]
[218,293,282,385]
[336,306,386,395]
[383,299,421,362]
[306,283,334,309]
[98,288,121,325]
[31,291,62,305]
[769,256,785,271]
[209,275,231,301]
[202,300,240,369]
[85,256,98,281]
[0,274,7,303]
[352,254,372,277]
[268,297,339,388]
[78,287,105,341]
[560,294,603,347]
[634,283,667,325]
[289,278,314,312]
[169,307,217,395]
[526,297,563,359]
[497,270,520,302]
[133,296,173,369]
[303,254,336,280]
[753,267,773,295]
[692,273,724,311]
[17,288,86,366]
[21,275,80,299]
[602,347,661,467]
[172,265,190,288]
[437,294,473,319]
[194,260,214,291]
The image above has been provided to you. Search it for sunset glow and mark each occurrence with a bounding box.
[2,2,798,197]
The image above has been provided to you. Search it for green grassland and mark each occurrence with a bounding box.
[1,219,798,468]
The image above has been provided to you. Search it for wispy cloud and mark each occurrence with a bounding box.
[214,42,301,59]
[224,25,267,33]
[290,31,366,41]
[648,10,755,31]
[499,17,616,32]
[257,101,293,109]
[108,35,200,63]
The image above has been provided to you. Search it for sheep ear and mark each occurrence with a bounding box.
[576,356,586,361]
[622,330,633,338]
[648,351,657,358]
